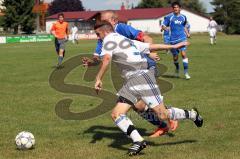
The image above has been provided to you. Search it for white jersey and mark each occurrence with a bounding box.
[101,33,150,79]
[71,26,78,34]
[208,20,218,30]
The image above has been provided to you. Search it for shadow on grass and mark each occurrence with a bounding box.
[82,125,197,151]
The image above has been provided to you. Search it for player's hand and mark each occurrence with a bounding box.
[187,33,191,38]
[82,57,91,67]
[149,52,160,61]
[65,35,69,41]
[173,41,190,49]
[95,79,102,94]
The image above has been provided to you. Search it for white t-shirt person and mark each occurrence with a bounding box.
[71,26,78,43]
[208,18,218,44]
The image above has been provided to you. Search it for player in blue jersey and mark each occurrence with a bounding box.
[162,2,191,80]
[82,10,178,137]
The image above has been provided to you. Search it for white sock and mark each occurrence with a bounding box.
[168,107,196,121]
[210,38,214,44]
[115,114,143,142]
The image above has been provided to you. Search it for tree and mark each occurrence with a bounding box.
[2,0,36,34]
[211,0,240,34]
[48,0,85,15]
[136,0,206,13]
[136,0,166,8]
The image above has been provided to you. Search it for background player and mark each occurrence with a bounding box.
[162,2,191,80]
[71,23,78,44]
[208,17,218,45]
[93,21,203,156]
[161,20,170,54]
[82,10,179,137]
[51,13,69,68]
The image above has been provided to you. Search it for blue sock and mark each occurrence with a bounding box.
[174,61,179,71]
[182,58,189,74]
[139,108,167,128]
[58,56,64,65]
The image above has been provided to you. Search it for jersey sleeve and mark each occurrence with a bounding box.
[162,16,170,27]
[94,39,103,57]
[51,23,56,32]
[182,15,187,26]
[115,23,141,40]
[132,40,150,54]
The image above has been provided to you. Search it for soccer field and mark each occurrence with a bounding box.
[0,34,240,159]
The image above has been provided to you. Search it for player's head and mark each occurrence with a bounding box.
[209,16,213,20]
[58,13,64,23]
[171,2,181,14]
[94,20,114,39]
[100,10,119,27]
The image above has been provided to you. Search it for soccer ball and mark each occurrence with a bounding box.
[15,131,35,150]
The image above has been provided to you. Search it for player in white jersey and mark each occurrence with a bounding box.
[208,17,218,45]
[71,24,78,44]
[94,21,203,156]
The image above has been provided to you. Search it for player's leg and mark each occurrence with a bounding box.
[133,100,170,137]
[57,40,66,67]
[55,38,60,55]
[72,34,75,44]
[117,84,147,155]
[209,29,214,45]
[152,103,203,127]
[171,51,180,77]
[133,68,178,137]
[181,49,191,80]
[213,29,217,44]
[139,71,203,128]
[112,98,146,156]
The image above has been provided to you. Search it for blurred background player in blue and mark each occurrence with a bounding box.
[161,20,170,54]
[162,2,191,80]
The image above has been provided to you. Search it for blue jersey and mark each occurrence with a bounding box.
[186,22,190,33]
[163,29,170,36]
[94,23,156,68]
[163,13,187,43]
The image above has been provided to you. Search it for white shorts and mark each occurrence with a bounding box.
[117,71,163,108]
[209,29,217,37]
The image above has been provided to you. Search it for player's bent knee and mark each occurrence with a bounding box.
[160,113,169,121]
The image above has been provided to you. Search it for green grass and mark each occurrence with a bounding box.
[0,34,240,159]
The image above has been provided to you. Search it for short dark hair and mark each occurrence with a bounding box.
[94,20,114,31]
[171,1,181,8]
[58,13,64,18]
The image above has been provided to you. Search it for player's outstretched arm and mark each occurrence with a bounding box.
[149,41,190,51]
[82,56,101,67]
[95,54,111,93]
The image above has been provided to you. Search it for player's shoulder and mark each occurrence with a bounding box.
[166,13,174,19]
[53,21,59,25]
[116,23,131,30]
[64,21,69,25]
[180,14,187,19]
[103,33,121,43]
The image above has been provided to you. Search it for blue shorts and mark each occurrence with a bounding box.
[163,35,170,44]
[170,39,187,56]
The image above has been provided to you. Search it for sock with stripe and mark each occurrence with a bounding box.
[115,114,143,142]
[182,58,189,74]
[167,107,196,121]
[138,108,167,128]
[174,61,180,71]
[58,55,64,65]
